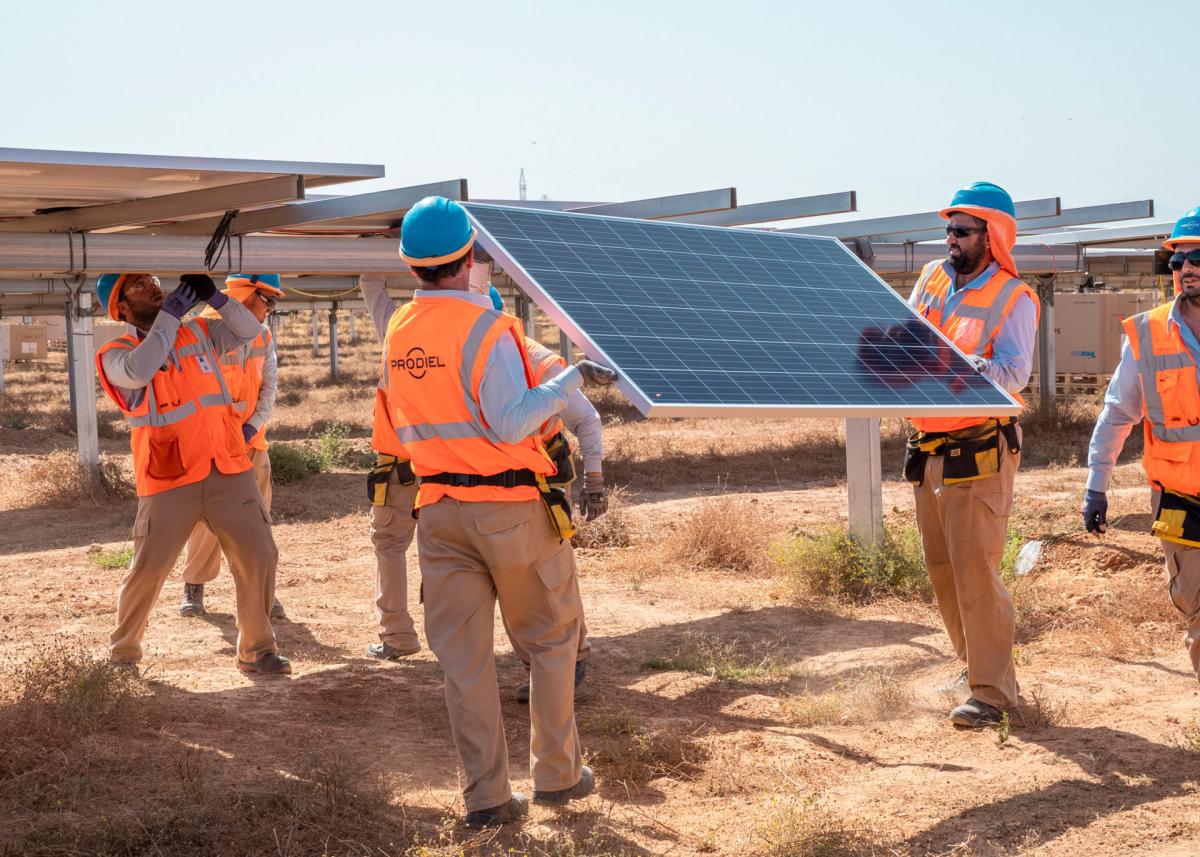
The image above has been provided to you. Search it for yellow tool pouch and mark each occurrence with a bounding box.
[904,419,1019,487]
[367,454,415,505]
[544,431,577,488]
[535,473,576,541]
[1152,489,1200,547]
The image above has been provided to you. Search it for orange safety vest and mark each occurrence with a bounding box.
[382,295,554,507]
[1123,302,1200,495]
[219,326,273,451]
[96,318,251,497]
[526,337,568,442]
[908,261,1039,434]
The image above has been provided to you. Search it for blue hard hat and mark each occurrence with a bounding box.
[488,284,504,311]
[225,273,284,297]
[97,273,154,322]
[1165,206,1200,250]
[399,196,476,267]
[939,181,1017,221]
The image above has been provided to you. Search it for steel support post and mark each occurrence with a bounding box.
[68,288,100,467]
[559,328,573,362]
[1036,275,1056,419]
[328,303,340,382]
[348,310,358,344]
[311,310,320,357]
[845,417,883,547]
[64,300,77,420]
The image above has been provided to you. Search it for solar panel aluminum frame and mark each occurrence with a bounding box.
[466,203,1020,420]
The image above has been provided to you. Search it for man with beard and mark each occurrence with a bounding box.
[1084,207,1200,681]
[905,182,1039,727]
[95,273,288,675]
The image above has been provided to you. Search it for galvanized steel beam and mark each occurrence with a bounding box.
[665,191,858,226]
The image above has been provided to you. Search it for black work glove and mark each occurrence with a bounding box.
[579,472,607,520]
[577,360,618,387]
[1082,489,1108,535]
[179,274,218,303]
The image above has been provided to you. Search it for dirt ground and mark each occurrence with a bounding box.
[2,312,1199,856]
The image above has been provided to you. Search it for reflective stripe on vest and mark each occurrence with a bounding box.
[95,317,250,496]
[908,261,1039,434]
[528,337,567,441]
[1124,302,1200,495]
[381,295,553,507]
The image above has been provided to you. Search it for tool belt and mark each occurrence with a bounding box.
[904,418,1020,487]
[367,454,415,506]
[1152,488,1200,548]
[423,468,576,541]
[543,431,577,488]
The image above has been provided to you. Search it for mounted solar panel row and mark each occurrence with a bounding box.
[465,203,1018,419]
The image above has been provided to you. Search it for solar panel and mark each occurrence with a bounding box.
[465,203,1020,419]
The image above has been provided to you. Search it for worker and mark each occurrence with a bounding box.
[1084,206,1200,680]
[904,182,1039,727]
[379,196,617,827]
[357,272,421,661]
[479,281,603,705]
[95,272,289,676]
[179,274,285,621]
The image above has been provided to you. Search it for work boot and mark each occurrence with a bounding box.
[367,641,420,660]
[533,765,595,807]
[937,667,969,704]
[179,583,205,617]
[465,792,529,829]
[270,598,286,620]
[950,697,1004,728]
[237,652,292,676]
[516,658,587,705]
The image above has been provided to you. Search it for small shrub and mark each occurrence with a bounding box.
[667,495,772,573]
[24,451,135,507]
[775,523,929,603]
[1014,686,1069,730]
[269,442,324,484]
[89,544,133,570]
[584,710,708,786]
[316,421,353,468]
[756,794,877,856]
[642,631,796,682]
[781,666,912,728]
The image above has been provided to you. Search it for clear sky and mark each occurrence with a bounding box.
[2,0,1195,224]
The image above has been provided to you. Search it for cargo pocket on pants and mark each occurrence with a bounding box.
[535,547,582,624]
[1166,550,1200,621]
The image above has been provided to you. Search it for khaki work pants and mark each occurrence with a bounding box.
[418,498,584,812]
[109,468,279,665]
[369,468,420,649]
[182,447,273,584]
[506,612,591,668]
[1153,488,1200,679]
[914,434,1020,710]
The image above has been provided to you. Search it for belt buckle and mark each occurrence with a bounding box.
[449,473,474,488]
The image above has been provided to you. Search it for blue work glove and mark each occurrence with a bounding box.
[241,423,258,444]
[162,283,200,320]
[1083,489,1108,535]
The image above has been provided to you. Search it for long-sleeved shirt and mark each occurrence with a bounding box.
[359,275,582,444]
[99,299,261,411]
[539,358,604,472]
[246,327,277,434]
[1086,295,1200,492]
[908,260,1038,394]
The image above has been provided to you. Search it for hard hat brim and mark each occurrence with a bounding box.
[399,230,477,267]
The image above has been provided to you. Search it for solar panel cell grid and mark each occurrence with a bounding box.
[465,203,1018,418]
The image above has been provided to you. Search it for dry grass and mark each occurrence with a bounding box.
[755,794,883,857]
[642,631,799,683]
[666,495,774,573]
[780,667,912,728]
[573,486,638,549]
[23,450,134,507]
[1013,686,1070,730]
[583,710,709,787]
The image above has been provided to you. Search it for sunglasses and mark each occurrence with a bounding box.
[257,293,277,310]
[945,224,987,238]
[1168,250,1200,271]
